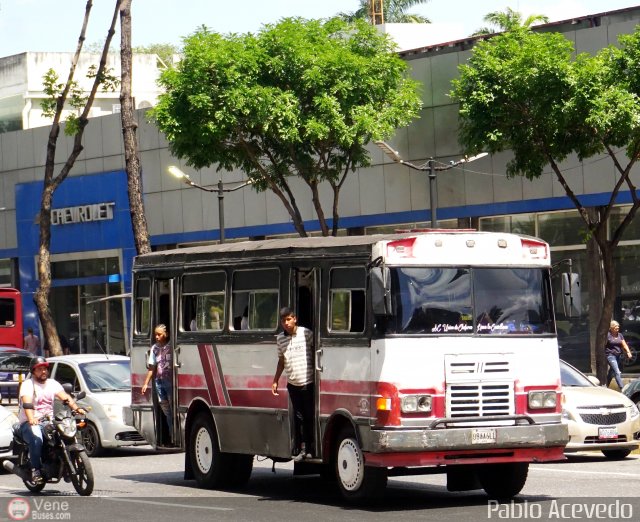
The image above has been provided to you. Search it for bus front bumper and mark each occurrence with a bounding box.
[368,421,569,455]
[362,421,569,467]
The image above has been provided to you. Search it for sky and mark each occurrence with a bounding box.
[0,0,639,56]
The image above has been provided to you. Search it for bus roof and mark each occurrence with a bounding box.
[133,231,550,269]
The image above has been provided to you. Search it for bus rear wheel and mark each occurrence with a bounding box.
[189,413,230,489]
[478,462,529,500]
[334,427,387,501]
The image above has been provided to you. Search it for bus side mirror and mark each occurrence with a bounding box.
[562,272,581,318]
[371,266,391,316]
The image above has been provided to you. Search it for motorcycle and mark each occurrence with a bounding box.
[2,384,94,496]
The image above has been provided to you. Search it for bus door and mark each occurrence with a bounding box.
[294,267,320,457]
[152,277,179,448]
[317,265,368,451]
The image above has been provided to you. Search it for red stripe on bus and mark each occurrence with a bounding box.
[197,344,227,406]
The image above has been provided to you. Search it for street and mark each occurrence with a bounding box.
[0,448,639,521]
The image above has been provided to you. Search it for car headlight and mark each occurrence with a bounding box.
[628,405,640,420]
[103,404,123,422]
[528,390,557,409]
[561,409,574,421]
[400,394,432,413]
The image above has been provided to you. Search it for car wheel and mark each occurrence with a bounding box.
[602,449,631,460]
[81,422,103,458]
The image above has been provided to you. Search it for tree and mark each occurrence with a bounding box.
[119,0,151,256]
[338,0,431,24]
[131,43,180,68]
[450,27,640,381]
[152,17,422,237]
[472,7,549,36]
[36,0,121,356]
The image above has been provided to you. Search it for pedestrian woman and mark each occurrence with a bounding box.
[605,320,632,389]
[142,324,174,444]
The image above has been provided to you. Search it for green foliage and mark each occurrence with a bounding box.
[152,17,421,193]
[338,0,431,24]
[131,43,181,68]
[41,66,120,136]
[451,27,640,179]
[472,7,549,35]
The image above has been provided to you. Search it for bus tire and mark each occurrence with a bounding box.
[334,427,387,501]
[478,462,528,500]
[189,413,230,489]
[228,454,254,488]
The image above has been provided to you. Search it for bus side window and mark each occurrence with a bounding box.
[182,272,227,331]
[134,278,151,336]
[329,267,366,333]
[232,268,280,331]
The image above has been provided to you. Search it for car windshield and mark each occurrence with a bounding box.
[560,361,594,387]
[79,360,131,392]
[386,267,555,335]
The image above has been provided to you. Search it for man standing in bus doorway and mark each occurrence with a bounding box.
[272,307,315,461]
[23,328,41,356]
[142,324,174,444]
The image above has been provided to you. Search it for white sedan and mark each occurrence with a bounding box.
[0,403,18,460]
[561,359,640,459]
[47,354,147,457]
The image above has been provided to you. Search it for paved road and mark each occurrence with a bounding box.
[0,448,639,521]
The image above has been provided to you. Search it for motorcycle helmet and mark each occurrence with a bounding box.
[29,356,49,372]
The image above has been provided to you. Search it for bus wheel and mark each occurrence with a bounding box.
[334,427,387,501]
[228,454,254,488]
[478,462,528,500]
[189,413,229,489]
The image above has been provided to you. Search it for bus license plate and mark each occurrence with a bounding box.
[598,427,618,439]
[472,428,497,444]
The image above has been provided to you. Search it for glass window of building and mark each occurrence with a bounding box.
[610,205,640,242]
[479,214,535,236]
[537,211,586,246]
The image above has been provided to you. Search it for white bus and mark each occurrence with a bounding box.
[128,231,569,500]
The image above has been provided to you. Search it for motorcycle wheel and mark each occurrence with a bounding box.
[69,451,94,496]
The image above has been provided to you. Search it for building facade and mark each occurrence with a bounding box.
[0,52,161,133]
[1,7,640,369]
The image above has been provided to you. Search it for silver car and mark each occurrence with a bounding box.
[0,403,18,459]
[47,354,146,457]
[561,359,640,459]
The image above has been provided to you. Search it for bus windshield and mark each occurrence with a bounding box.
[387,267,554,335]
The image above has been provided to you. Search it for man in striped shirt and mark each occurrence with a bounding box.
[272,307,315,461]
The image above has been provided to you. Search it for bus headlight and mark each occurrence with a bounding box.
[528,390,557,409]
[401,394,432,413]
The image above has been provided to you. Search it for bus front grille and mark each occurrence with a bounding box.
[447,383,514,417]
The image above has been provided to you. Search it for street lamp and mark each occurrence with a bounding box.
[168,166,253,244]
[374,141,488,228]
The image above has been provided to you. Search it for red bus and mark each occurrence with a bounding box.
[0,288,23,348]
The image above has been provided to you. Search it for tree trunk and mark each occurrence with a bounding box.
[35,0,121,356]
[585,210,603,375]
[120,0,151,255]
[594,220,616,384]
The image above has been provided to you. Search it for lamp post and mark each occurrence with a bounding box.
[168,166,252,244]
[374,141,488,228]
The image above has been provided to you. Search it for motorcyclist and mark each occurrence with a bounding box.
[18,356,86,484]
